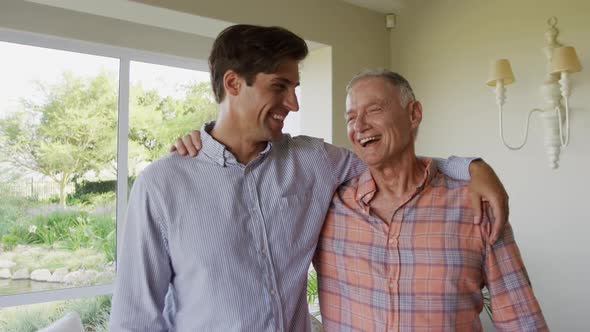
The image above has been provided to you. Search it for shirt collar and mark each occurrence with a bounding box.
[200,121,273,167]
[355,157,437,207]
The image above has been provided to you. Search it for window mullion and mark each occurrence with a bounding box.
[116,58,130,268]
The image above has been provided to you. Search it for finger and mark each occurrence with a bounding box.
[190,130,202,151]
[489,198,506,244]
[175,138,188,156]
[169,144,177,152]
[182,135,197,157]
[470,193,482,225]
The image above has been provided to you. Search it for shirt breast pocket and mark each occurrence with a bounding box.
[274,192,319,251]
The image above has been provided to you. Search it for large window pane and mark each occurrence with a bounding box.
[0,41,118,295]
[128,61,216,176]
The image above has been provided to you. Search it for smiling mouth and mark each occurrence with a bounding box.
[359,136,381,147]
[271,113,286,121]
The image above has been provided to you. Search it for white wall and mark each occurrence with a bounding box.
[391,0,589,330]
[301,47,333,143]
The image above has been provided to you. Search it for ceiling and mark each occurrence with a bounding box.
[340,0,406,13]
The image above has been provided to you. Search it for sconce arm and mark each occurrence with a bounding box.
[556,100,570,147]
[498,105,543,150]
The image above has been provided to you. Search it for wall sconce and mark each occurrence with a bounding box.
[486,17,582,169]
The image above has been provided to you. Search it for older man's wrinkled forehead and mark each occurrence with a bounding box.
[345,77,403,114]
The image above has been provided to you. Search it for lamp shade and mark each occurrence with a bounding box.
[551,46,582,74]
[486,59,515,86]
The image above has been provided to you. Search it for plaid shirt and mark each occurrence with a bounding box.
[314,158,547,331]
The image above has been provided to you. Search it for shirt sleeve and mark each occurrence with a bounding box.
[109,174,172,332]
[432,155,479,181]
[323,142,477,184]
[482,207,548,331]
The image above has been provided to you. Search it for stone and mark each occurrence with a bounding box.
[30,269,52,281]
[0,268,11,279]
[0,260,16,269]
[48,268,69,283]
[64,269,101,286]
[12,268,29,279]
[63,271,84,285]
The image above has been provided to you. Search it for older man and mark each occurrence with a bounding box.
[313,70,547,331]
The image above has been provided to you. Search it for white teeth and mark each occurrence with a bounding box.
[359,136,380,146]
[271,114,285,121]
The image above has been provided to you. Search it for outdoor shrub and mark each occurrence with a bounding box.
[85,192,116,207]
[63,295,112,331]
[28,211,89,246]
[0,193,28,238]
[73,180,116,197]
[0,296,112,332]
[1,234,20,250]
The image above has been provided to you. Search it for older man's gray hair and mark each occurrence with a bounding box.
[346,69,416,108]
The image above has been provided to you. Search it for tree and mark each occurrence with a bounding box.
[0,71,118,206]
[128,81,218,167]
[0,71,218,205]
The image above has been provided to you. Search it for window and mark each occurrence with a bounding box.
[0,29,208,317]
[0,41,119,299]
[128,61,216,177]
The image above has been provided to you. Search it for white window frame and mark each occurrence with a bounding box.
[0,27,208,307]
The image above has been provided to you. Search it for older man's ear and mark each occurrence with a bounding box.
[409,100,423,138]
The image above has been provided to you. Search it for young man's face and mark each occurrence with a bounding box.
[236,59,300,142]
[345,77,421,168]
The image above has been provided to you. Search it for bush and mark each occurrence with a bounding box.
[2,210,116,264]
[1,234,20,250]
[0,194,29,238]
[73,180,116,197]
[0,295,112,332]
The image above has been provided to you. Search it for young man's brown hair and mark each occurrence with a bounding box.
[209,24,308,103]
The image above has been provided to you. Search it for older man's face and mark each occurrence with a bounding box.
[345,77,421,168]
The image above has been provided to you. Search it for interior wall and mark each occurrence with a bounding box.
[301,47,333,143]
[390,0,589,330]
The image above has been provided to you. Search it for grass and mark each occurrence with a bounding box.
[1,208,115,264]
[0,295,112,332]
[0,246,109,272]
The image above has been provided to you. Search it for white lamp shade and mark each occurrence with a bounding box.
[487,59,515,86]
[551,46,582,73]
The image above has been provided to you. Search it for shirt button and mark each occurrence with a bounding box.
[389,282,394,288]
[270,289,276,295]
[261,248,266,254]
[388,238,394,244]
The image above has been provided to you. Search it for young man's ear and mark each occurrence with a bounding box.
[223,70,242,97]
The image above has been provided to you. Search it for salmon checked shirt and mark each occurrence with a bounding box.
[314,158,548,332]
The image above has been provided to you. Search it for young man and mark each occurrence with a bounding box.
[314,70,547,331]
[110,25,508,331]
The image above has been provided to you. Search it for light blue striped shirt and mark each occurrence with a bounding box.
[109,123,472,331]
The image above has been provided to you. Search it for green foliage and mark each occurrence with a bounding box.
[0,295,112,332]
[307,268,319,304]
[128,81,218,166]
[0,192,29,238]
[0,71,118,207]
[63,295,112,331]
[1,234,19,250]
[74,180,116,197]
[483,287,492,319]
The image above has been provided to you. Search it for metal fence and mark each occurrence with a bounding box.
[0,180,74,200]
